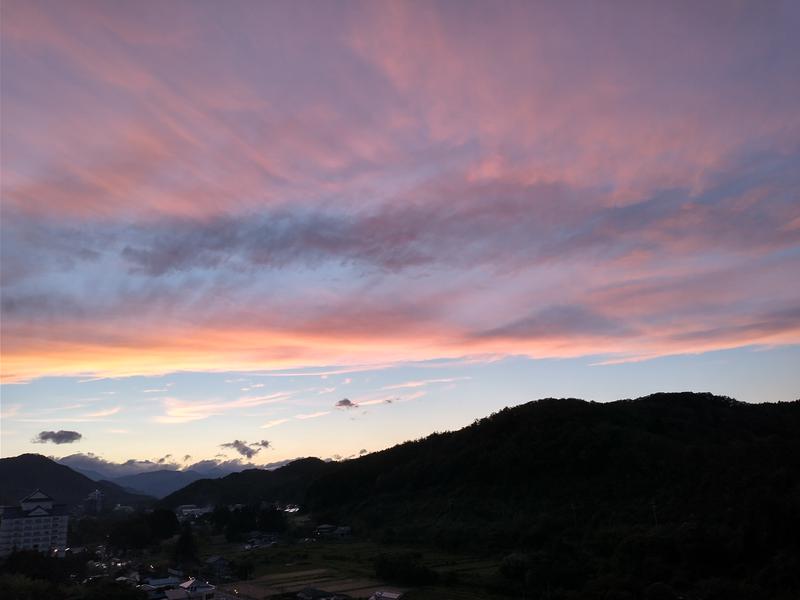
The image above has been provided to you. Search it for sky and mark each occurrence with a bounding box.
[1,0,799,471]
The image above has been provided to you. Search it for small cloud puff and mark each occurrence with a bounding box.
[336,398,357,409]
[220,439,272,458]
[33,430,82,444]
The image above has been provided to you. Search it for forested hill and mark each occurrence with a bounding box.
[163,392,800,539]
[306,392,800,537]
[306,392,800,598]
[0,454,153,508]
[160,457,330,507]
[159,392,800,595]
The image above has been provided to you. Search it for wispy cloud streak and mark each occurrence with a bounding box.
[1,0,798,383]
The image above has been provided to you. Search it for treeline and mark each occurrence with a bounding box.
[153,392,799,598]
[306,393,800,599]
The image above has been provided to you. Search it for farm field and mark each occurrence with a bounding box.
[211,540,510,600]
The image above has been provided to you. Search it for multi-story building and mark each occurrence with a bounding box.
[84,489,104,514]
[0,490,69,557]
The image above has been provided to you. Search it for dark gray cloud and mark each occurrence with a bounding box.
[33,430,82,444]
[220,439,259,459]
[220,439,272,458]
[111,150,800,282]
[478,305,634,340]
[185,458,258,475]
[114,181,583,278]
[336,398,357,409]
[667,306,800,344]
[185,457,294,475]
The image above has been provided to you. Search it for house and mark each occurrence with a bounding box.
[143,577,215,600]
[314,524,336,537]
[179,578,215,600]
[138,574,182,598]
[0,490,69,557]
[176,505,213,521]
[142,575,182,588]
[314,524,351,539]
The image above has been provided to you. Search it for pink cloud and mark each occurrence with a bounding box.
[1,0,798,382]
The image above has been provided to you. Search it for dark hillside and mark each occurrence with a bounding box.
[0,454,153,508]
[304,392,800,598]
[307,393,800,538]
[160,457,331,507]
[156,392,800,597]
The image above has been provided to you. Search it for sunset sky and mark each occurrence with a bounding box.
[1,1,799,470]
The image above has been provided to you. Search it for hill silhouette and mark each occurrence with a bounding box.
[0,454,153,508]
[161,457,329,507]
[160,392,800,597]
[307,392,800,536]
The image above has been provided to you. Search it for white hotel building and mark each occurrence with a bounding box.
[0,490,69,556]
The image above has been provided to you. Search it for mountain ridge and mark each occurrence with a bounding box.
[0,454,153,508]
[159,392,800,521]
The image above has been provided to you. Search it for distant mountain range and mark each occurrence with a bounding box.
[55,454,279,498]
[0,454,152,508]
[109,470,206,498]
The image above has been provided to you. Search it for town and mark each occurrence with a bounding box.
[0,488,408,600]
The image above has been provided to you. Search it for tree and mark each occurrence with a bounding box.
[257,506,287,533]
[173,523,198,564]
[0,574,53,600]
[147,509,179,540]
[109,515,153,551]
